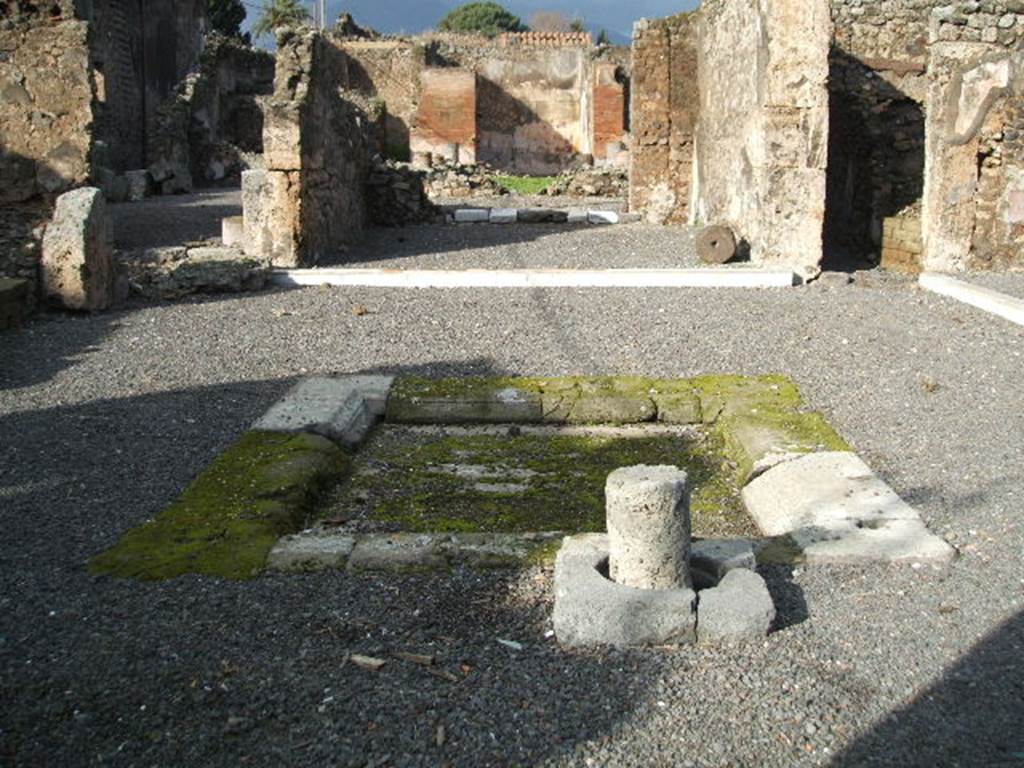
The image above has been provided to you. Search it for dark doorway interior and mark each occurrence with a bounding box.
[823,49,925,271]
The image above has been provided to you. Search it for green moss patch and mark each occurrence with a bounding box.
[318,424,753,538]
[89,431,351,581]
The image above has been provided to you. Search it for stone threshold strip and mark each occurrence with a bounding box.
[451,208,628,226]
[920,273,1024,328]
[89,374,954,582]
[271,268,798,290]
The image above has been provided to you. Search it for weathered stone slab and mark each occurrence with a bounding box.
[489,208,518,224]
[653,392,703,424]
[0,278,29,330]
[588,210,620,225]
[386,386,544,424]
[567,209,589,224]
[553,534,697,649]
[255,376,394,446]
[518,209,569,224]
[41,187,117,311]
[222,216,245,247]
[454,209,490,223]
[267,530,356,573]
[607,466,692,589]
[442,532,562,568]
[696,569,775,644]
[743,452,955,564]
[347,534,448,573]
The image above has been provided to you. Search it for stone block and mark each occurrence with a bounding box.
[696,569,775,644]
[125,170,151,202]
[552,534,697,649]
[442,533,563,568]
[653,392,702,424]
[517,209,569,224]
[588,210,620,225]
[0,278,30,330]
[266,531,356,573]
[348,534,449,573]
[569,394,657,424]
[690,538,757,589]
[255,376,395,446]
[567,209,589,224]
[454,209,490,223]
[41,187,117,311]
[222,216,245,247]
[606,465,692,590]
[742,451,955,564]
[386,386,544,424]
[489,208,518,224]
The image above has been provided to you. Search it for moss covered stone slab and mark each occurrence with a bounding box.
[89,431,351,581]
[387,376,705,426]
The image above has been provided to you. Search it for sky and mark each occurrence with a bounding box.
[242,1,699,46]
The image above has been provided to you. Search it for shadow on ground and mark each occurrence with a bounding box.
[832,609,1024,767]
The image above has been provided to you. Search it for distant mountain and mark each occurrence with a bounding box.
[244,0,697,45]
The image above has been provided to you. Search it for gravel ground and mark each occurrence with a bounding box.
[2,257,1023,766]
[335,223,702,270]
[960,270,1024,300]
[110,189,242,251]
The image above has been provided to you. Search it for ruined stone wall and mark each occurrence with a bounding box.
[628,13,698,225]
[88,0,207,175]
[924,2,1024,270]
[247,31,371,267]
[148,35,275,190]
[694,0,831,266]
[336,39,426,160]
[827,0,930,265]
[0,14,94,204]
[340,34,607,174]
[411,68,478,164]
[0,8,94,300]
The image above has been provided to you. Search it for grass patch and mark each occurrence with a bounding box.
[492,175,556,196]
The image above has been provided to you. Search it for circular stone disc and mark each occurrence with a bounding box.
[696,225,738,265]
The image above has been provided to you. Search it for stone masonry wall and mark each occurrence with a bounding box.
[0,8,94,301]
[924,2,1024,270]
[411,68,478,165]
[336,39,426,161]
[341,34,616,175]
[247,31,371,267]
[826,0,931,266]
[628,13,699,225]
[694,0,831,266]
[0,15,94,205]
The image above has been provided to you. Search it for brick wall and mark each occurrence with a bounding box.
[628,14,698,225]
[592,62,627,165]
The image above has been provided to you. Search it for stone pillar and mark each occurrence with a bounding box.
[40,187,117,311]
[606,465,691,590]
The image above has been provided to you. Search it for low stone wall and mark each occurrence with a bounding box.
[246,31,372,267]
[693,0,831,267]
[880,211,924,273]
[628,13,699,225]
[924,2,1024,271]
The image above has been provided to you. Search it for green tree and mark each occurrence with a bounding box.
[596,29,610,45]
[208,0,247,38]
[438,2,526,37]
[570,17,586,33]
[252,0,310,38]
